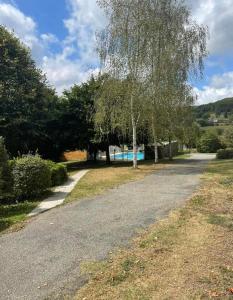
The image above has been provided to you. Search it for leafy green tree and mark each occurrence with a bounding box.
[0,26,59,159]
[146,0,207,161]
[59,76,119,163]
[60,76,99,153]
[97,0,150,168]
[97,0,207,166]
[197,132,222,153]
[222,126,233,148]
[94,75,130,163]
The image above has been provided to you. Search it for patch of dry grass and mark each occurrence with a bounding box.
[75,159,233,300]
[65,161,166,203]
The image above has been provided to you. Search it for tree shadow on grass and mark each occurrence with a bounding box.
[0,191,52,233]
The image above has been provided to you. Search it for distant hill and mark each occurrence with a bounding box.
[194,97,233,119]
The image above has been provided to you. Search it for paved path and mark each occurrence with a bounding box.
[0,154,215,300]
[28,170,89,217]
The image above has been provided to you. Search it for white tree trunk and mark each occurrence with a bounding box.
[169,137,173,160]
[132,123,137,168]
[152,125,158,163]
[154,138,158,163]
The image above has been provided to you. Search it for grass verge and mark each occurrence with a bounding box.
[65,160,166,203]
[75,159,233,300]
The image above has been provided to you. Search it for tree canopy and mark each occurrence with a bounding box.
[0,26,59,159]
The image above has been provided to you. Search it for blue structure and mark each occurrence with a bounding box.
[113,151,144,161]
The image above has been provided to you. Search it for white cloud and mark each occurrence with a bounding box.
[1,0,233,100]
[40,33,59,44]
[63,0,106,66]
[42,50,100,94]
[0,2,36,34]
[195,72,233,104]
[0,1,104,93]
[0,2,47,62]
[189,0,233,55]
[41,0,105,93]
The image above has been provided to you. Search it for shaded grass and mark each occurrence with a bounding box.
[206,159,233,176]
[75,158,233,300]
[0,202,37,232]
[0,191,51,234]
[173,151,191,160]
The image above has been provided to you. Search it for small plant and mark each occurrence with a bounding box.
[121,258,135,272]
[191,195,205,207]
[12,155,51,200]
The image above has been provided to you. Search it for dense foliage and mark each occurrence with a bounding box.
[46,161,67,186]
[217,148,233,159]
[222,126,233,148]
[12,155,51,200]
[0,26,62,159]
[194,97,233,120]
[197,132,223,153]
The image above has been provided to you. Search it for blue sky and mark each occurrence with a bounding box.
[0,0,233,104]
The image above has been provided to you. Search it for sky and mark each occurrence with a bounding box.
[0,0,233,104]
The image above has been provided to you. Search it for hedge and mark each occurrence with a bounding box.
[12,155,51,200]
[46,161,68,186]
[217,148,233,159]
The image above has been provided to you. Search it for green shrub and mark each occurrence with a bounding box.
[217,148,233,159]
[0,137,13,202]
[12,155,51,200]
[197,132,223,153]
[46,161,68,186]
[222,126,233,148]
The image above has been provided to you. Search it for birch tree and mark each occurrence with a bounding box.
[146,0,208,162]
[97,0,150,168]
[97,0,207,166]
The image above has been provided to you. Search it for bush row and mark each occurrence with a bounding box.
[1,152,68,203]
[217,148,233,159]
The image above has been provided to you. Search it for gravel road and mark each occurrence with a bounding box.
[0,153,215,299]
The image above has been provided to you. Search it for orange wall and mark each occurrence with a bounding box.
[61,150,87,161]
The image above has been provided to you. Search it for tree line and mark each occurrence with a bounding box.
[0,0,207,167]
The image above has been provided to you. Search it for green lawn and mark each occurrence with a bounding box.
[0,202,38,232]
[0,192,51,234]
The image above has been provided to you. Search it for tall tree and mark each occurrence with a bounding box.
[145,0,208,162]
[97,0,150,168]
[0,26,59,159]
[60,76,99,153]
[94,75,126,164]
[97,0,207,166]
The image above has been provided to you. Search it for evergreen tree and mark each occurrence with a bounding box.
[0,26,59,159]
